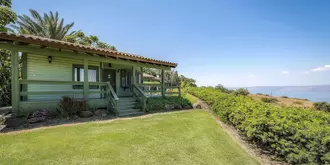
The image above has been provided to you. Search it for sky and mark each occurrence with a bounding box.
[13,0,330,87]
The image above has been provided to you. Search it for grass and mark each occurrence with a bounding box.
[0,110,259,165]
[184,93,200,104]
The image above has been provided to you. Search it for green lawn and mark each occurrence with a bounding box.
[183,93,200,104]
[0,110,259,165]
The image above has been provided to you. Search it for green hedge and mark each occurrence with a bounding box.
[141,96,192,112]
[186,87,330,164]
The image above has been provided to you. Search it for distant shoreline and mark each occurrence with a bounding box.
[233,85,330,103]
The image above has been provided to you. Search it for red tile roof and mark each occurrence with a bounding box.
[0,33,177,68]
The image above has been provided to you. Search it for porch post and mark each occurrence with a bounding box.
[161,69,165,97]
[11,50,19,113]
[140,67,143,83]
[83,59,89,100]
[132,66,136,85]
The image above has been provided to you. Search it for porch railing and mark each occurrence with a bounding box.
[132,84,147,112]
[137,83,161,97]
[165,86,181,96]
[18,80,119,113]
[19,80,107,97]
[106,82,119,115]
[136,83,181,97]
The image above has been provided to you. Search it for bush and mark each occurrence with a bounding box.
[0,50,12,107]
[261,97,279,103]
[233,88,250,96]
[144,96,191,112]
[166,96,191,107]
[57,96,89,117]
[281,96,289,98]
[314,102,330,112]
[186,87,330,164]
[145,97,165,112]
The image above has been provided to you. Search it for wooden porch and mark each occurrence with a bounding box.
[15,79,180,116]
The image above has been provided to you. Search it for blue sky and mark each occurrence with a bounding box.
[13,0,330,87]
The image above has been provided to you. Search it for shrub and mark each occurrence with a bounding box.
[186,87,330,164]
[144,96,191,112]
[261,97,279,103]
[233,88,250,96]
[166,96,191,107]
[281,96,289,98]
[314,102,330,112]
[145,97,165,112]
[57,96,89,117]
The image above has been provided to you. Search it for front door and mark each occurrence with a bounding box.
[103,69,116,92]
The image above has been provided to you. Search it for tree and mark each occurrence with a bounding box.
[233,88,250,96]
[12,9,74,40]
[143,68,160,77]
[0,0,16,107]
[179,75,197,88]
[64,31,117,51]
[215,84,233,94]
[0,0,16,32]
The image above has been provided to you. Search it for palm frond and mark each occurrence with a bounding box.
[0,0,12,8]
[15,9,74,40]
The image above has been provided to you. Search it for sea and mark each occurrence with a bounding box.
[243,85,330,103]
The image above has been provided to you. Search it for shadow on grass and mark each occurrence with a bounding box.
[0,108,195,134]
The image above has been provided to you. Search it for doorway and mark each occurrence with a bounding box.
[103,69,116,92]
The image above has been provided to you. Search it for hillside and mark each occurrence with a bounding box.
[250,94,314,107]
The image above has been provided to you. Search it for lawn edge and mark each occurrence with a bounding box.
[0,109,198,135]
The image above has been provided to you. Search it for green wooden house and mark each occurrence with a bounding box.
[0,33,179,116]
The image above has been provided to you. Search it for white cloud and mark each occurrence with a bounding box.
[280,71,289,75]
[311,65,330,72]
[303,71,310,75]
[248,74,256,78]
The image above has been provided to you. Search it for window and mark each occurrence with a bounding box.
[73,65,99,89]
[120,69,131,89]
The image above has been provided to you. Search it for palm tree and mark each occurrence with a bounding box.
[12,9,74,40]
[0,0,11,7]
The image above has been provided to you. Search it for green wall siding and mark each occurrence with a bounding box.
[26,54,100,101]
[21,54,145,112]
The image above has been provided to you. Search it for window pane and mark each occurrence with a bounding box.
[74,68,78,81]
[79,68,84,82]
[88,69,97,82]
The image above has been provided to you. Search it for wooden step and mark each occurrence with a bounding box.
[118,99,136,103]
[118,108,140,113]
[118,97,135,101]
[118,101,136,106]
[118,111,144,117]
[118,104,136,110]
